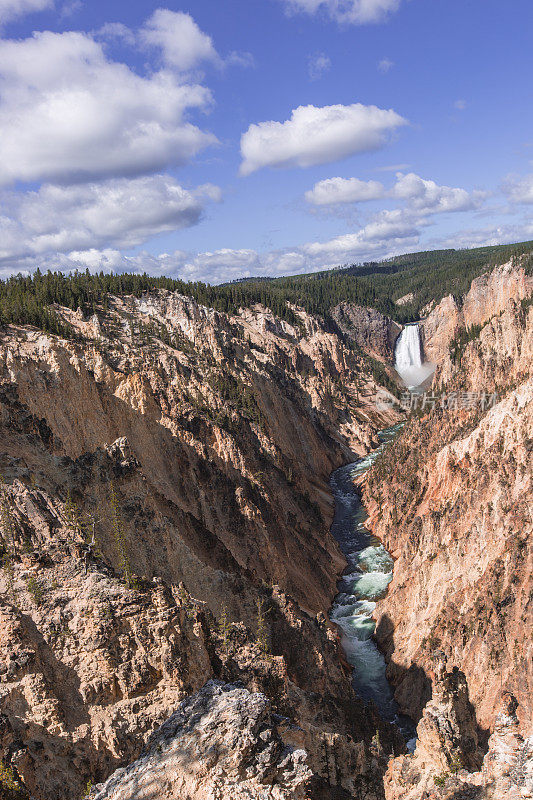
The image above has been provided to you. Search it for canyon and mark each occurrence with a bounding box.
[364,258,533,799]
[0,254,531,799]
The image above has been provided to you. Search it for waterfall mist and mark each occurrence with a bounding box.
[394,324,435,388]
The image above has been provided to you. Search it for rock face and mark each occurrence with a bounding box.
[421,260,533,363]
[89,681,317,800]
[384,661,533,800]
[330,303,401,362]
[363,263,533,749]
[0,293,402,799]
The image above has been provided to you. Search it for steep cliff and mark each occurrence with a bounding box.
[384,657,533,800]
[363,263,533,741]
[0,292,402,799]
[421,259,533,363]
[330,303,401,363]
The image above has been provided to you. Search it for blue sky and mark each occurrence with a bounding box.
[0,0,532,283]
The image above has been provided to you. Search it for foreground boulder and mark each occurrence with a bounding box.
[89,681,337,800]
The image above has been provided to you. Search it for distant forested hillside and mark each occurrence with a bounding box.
[235,240,533,323]
[0,240,532,337]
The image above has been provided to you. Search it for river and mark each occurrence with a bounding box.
[329,423,416,747]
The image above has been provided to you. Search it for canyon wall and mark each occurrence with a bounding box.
[363,261,533,797]
[421,259,533,362]
[0,294,401,799]
[330,303,401,363]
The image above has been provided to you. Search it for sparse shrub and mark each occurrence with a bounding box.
[218,607,231,655]
[63,491,84,540]
[2,555,15,595]
[0,762,22,793]
[25,575,45,605]
[371,730,382,753]
[0,477,16,550]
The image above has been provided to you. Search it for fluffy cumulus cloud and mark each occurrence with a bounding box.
[306,171,485,214]
[0,176,221,263]
[0,29,216,186]
[240,103,407,175]
[280,0,401,25]
[392,172,486,213]
[301,172,488,265]
[305,176,385,205]
[0,0,51,23]
[140,9,220,71]
[303,209,420,261]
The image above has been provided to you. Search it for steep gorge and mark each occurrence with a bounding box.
[0,255,532,800]
[0,292,403,799]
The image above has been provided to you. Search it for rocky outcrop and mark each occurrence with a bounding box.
[384,662,533,800]
[0,472,403,800]
[330,304,401,363]
[89,681,324,800]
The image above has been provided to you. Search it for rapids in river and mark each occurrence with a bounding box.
[329,423,416,746]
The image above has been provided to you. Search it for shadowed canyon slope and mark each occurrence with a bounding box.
[0,292,403,799]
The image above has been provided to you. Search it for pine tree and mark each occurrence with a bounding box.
[108,482,135,588]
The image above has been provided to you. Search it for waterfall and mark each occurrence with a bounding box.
[394,324,434,388]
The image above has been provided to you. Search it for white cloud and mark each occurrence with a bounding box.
[502,173,533,204]
[431,221,533,251]
[53,214,533,286]
[0,0,51,23]
[226,50,255,69]
[301,172,488,264]
[308,52,331,80]
[377,162,411,171]
[391,172,485,213]
[305,176,385,205]
[240,102,407,176]
[378,57,394,73]
[59,0,82,19]
[0,29,216,186]
[305,171,485,213]
[96,22,136,46]
[280,0,401,24]
[304,208,420,260]
[140,9,220,72]
[0,175,221,262]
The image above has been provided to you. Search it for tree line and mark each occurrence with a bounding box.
[0,240,532,338]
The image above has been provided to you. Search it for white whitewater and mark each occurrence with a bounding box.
[329,424,416,748]
[394,324,435,389]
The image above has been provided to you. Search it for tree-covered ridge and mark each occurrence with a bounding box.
[0,268,305,335]
[0,240,532,338]
[237,240,533,322]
